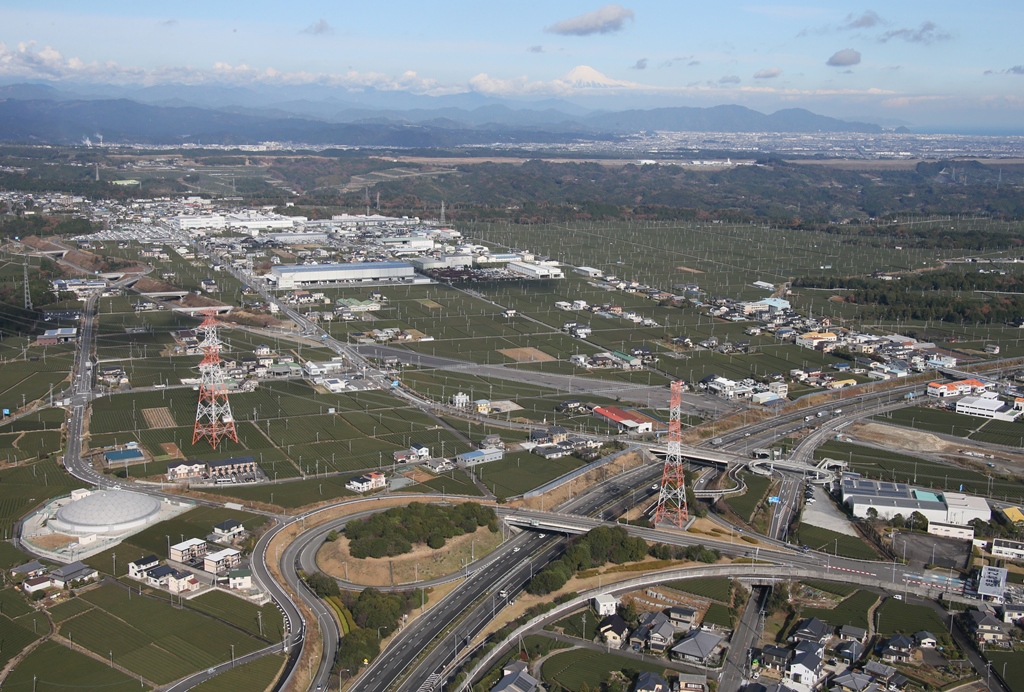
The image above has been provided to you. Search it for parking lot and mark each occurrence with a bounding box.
[892,531,971,570]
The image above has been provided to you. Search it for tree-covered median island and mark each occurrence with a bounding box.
[344,501,498,558]
[526,526,721,596]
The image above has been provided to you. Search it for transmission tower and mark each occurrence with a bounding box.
[653,380,689,527]
[23,262,32,310]
[192,314,238,448]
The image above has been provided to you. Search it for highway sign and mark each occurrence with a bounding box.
[768,496,780,504]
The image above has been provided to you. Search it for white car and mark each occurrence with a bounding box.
[513,547,521,553]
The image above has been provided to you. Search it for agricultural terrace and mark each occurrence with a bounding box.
[816,440,1024,501]
[88,379,478,481]
[83,506,265,577]
[6,640,151,691]
[0,458,85,539]
[56,583,266,685]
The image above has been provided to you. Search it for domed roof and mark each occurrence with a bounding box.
[51,490,161,534]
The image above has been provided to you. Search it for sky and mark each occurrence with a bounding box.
[1,1,1023,129]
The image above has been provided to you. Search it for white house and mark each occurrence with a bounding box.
[127,555,160,579]
[592,594,618,616]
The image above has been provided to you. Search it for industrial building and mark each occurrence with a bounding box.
[456,449,505,467]
[992,538,1024,561]
[269,261,418,289]
[506,261,565,280]
[955,395,1022,422]
[840,473,990,525]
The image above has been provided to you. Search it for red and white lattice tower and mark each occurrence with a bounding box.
[192,314,238,449]
[653,380,689,527]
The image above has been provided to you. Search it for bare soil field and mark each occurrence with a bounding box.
[142,407,175,429]
[417,299,443,309]
[159,442,182,458]
[498,347,554,363]
[677,266,704,274]
[34,533,75,550]
[317,525,503,586]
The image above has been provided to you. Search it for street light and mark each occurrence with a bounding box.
[377,626,388,639]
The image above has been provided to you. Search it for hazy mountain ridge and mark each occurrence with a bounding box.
[0,81,885,145]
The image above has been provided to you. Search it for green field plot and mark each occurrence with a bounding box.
[7,640,150,691]
[65,584,265,684]
[872,407,980,438]
[875,598,947,636]
[663,577,733,602]
[801,590,878,629]
[704,602,733,628]
[187,591,284,642]
[0,540,29,569]
[794,523,879,560]
[403,468,484,497]
[213,475,356,508]
[553,609,599,640]
[971,419,1024,448]
[726,473,773,522]
[800,580,858,597]
[0,588,35,618]
[190,653,285,692]
[3,407,65,432]
[817,440,1024,500]
[0,612,41,669]
[0,430,63,463]
[0,341,75,409]
[986,651,1024,692]
[475,453,588,499]
[48,597,94,622]
[540,648,669,690]
[0,458,85,539]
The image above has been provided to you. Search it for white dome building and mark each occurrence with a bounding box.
[48,490,162,535]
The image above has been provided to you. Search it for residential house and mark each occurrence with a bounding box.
[835,639,864,663]
[203,548,242,574]
[168,569,201,594]
[593,594,618,616]
[864,662,899,688]
[759,645,792,671]
[648,616,677,653]
[599,614,630,647]
[668,605,699,630]
[633,671,667,692]
[832,671,875,692]
[840,625,868,642]
[881,634,914,663]
[346,472,387,493]
[207,457,257,477]
[10,560,47,579]
[670,630,724,665]
[786,641,823,686]
[23,576,53,593]
[146,564,176,587]
[790,617,832,645]
[491,661,539,692]
[213,519,245,539]
[228,569,253,590]
[676,674,708,692]
[170,538,208,563]
[1001,604,1024,624]
[914,631,937,648]
[424,458,454,474]
[480,434,505,450]
[127,555,160,579]
[50,561,98,588]
[967,609,1008,643]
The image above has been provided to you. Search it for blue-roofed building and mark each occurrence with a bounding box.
[456,449,504,467]
[104,449,145,464]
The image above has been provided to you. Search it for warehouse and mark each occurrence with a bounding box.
[269,262,417,289]
[456,449,504,467]
[506,261,565,280]
[840,473,990,524]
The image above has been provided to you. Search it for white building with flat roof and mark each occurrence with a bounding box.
[270,262,417,289]
[956,396,1021,422]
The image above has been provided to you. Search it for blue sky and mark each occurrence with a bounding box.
[2,2,1022,127]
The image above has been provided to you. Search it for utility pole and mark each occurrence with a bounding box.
[23,262,32,311]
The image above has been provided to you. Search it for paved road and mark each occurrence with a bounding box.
[719,585,768,692]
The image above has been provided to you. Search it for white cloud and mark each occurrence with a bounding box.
[879,21,950,44]
[827,49,861,67]
[753,67,782,79]
[546,5,634,36]
[840,10,882,30]
[630,58,647,70]
[301,19,334,36]
[719,75,741,84]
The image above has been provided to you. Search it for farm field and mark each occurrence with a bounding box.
[59,583,266,685]
[190,653,285,692]
[0,458,85,539]
[211,475,357,508]
[875,597,948,636]
[0,610,41,669]
[794,522,879,561]
[553,609,600,641]
[0,541,30,569]
[474,453,589,500]
[540,647,670,690]
[0,338,76,411]
[799,590,878,629]
[401,468,484,497]
[800,580,858,597]
[726,473,773,523]
[816,440,1024,501]
[985,651,1024,692]
[6,640,150,691]
[704,602,733,628]
[187,590,285,642]
[0,587,36,618]
[663,577,732,602]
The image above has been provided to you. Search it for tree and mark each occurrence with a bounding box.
[325,530,339,542]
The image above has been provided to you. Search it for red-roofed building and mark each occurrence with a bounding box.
[593,406,653,433]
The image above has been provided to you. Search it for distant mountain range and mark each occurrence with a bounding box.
[0,81,884,147]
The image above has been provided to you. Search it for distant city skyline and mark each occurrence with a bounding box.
[1,1,1022,130]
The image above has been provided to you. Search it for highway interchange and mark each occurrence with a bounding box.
[25,243,1021,692]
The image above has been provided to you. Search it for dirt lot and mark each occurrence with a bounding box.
[417,299,443,309]
[142,407,175,429]
[677,266,704,274]
[159,442,182,459]
[317,525,503,586]
[33,533,76,550]
[498,347,554,363]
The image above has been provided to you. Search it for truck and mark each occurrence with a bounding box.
[804,415,814,422]
[711,437,724,445]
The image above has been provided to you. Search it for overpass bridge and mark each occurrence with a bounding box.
[647,444,740,470]
[747,455,847,483]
